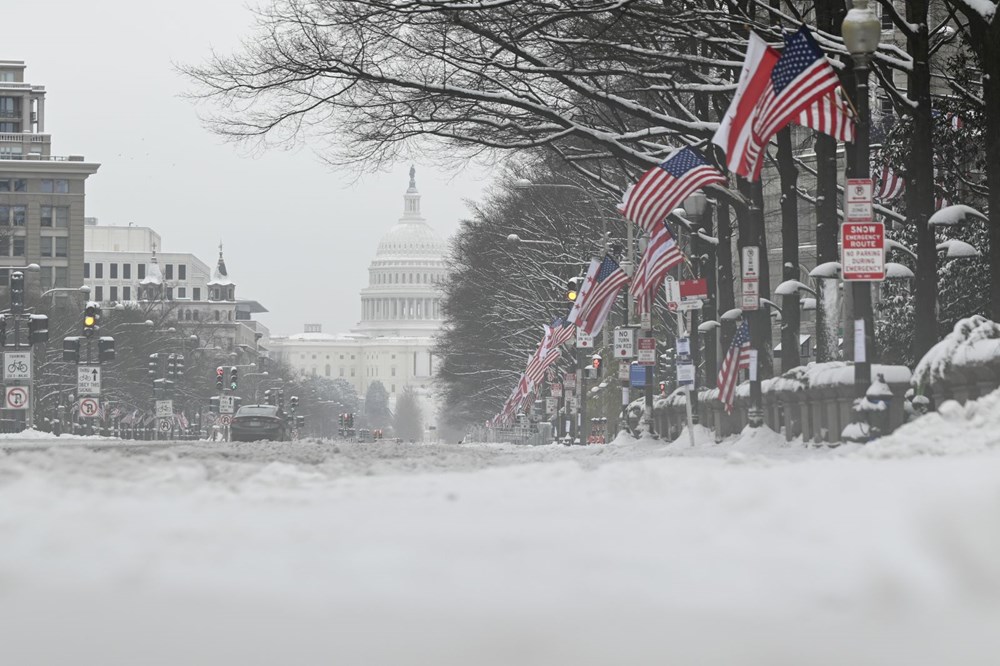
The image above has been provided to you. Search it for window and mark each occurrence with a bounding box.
[215,311,220,321]
[94,286,103,301]
[122,263,131,279]
[84,263,90,278]
[11,205,24,226]
[339,367,344,377]
[325,364,331,377]
[110,286,118,302]
[880,97,893,115]
[192,309,199,320]
[166,287,173,300]
[391,367,396,377]
[109,263,117,279]
[123,286,131,301]
[0,179,26,192]
[137,264,145,279]
[55,237,67,257]
[54,267,68,288]
[881,7,893,30]
[55,179,68,193]
[165,264,173,280]
[177,287,186,298]
[193,287,201,301]
[178,264,186,280]
[94,263,103,278]
[41,237,53,257]
[350,368,355,377]
[391,385,395,393]
[12,237,24,256]
[39,266,52,288]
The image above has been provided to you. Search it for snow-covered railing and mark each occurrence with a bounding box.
[913,316,1000,407]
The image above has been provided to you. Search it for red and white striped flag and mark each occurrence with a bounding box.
[618,147,726,233]
[631,222,686,314]
[717,320,752,414]
[797,87,855,142]
[568,255,630,336]
[875,163,905,202]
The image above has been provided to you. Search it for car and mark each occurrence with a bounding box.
[230,404,289,442]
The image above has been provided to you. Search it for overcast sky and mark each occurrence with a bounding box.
[10,0,492,336]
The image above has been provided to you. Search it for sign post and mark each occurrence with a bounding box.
[741,246,760,310]
[77,366,101,396]
[637,337,656,366]
[613,327,636,359]
[842,222,885,281]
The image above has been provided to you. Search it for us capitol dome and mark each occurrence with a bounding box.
[353,165,448,338]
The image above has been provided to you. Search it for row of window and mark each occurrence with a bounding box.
[0,266,68,289]
[89,284,202,302]
[175,309,233,322]
[84,262,187,281]
[0,205,69,227]
[0,178,69,193]
[373,272,444,286]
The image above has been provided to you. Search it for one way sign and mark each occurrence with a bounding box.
[77,366,101,396]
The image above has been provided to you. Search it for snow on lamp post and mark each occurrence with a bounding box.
[842,0,882,404]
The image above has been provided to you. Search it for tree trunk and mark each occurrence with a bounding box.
[776,127,801,373]
[906,1,938,358]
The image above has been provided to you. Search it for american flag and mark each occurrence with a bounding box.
[618,147,726,233]
[547,317,576,350]
[717,320,752,414]
[631,222,686,313]
[875,163,904,202]
[568,255,630,336]
[796,86,855,142]
[744,26,843,179]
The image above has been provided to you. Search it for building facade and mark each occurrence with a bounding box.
[270,168,445,428]
[0,60,99,296]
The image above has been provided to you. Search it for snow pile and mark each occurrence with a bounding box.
[913,315,1000,388]
[0,428,111,442]
[866,386,1000,457]
[668,423,716,449]
[729,424,797,454]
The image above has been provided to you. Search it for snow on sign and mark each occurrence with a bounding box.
[741,246,760,310]
[842,222,885,281]
[4,351,31,380]
[77,366,101,396]
[614,327,636,358]
[5,385,29,410]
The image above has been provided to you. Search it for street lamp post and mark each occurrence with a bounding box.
[842,0,881,398]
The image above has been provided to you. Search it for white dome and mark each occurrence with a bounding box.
[376,221,447,258]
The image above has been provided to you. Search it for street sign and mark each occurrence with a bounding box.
[576,329,594,349]
[741,246,760,310]
[77,366,101,396]
[747,349,759,382]
[545,397,558,415]
[842,221,885,281]
[158,417,172,433]
[845,178,874,223]
[614,327,636,359]
[637,337,656,366]
[217,414,233,427]
[640,312,652,330]
[629,364,648,388]
[550,383,562,397]
[5,385,29,410]
[679,278,708,311]
[565,397,577,413]
[219,395,236,415]
[563,373,576,390]
[618,363,630,381]
[77,396,99,418]
[676,337,691,357]
[155,400,173,418]
[4,351,31,380]
[664,277,681,312]
[677,362,695,389]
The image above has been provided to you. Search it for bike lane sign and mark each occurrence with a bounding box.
[77,366,101,396]
[4,351,31,380]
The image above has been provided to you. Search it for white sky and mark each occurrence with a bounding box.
[9,0,492,335]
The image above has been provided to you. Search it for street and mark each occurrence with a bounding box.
[1,431,998,665]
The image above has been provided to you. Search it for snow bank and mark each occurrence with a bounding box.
[913,315,1000,388]
[865,386,1000,457]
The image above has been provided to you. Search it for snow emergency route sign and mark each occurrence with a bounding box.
[842,222,885,281]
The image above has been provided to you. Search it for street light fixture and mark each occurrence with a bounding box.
[40,285,91,300]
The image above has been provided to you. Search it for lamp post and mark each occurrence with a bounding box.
[40,285,91,301]
[842,0,881,398]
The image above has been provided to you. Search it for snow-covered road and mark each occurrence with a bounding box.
[1,423,998,665]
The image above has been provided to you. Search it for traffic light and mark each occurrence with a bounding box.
[215,366,224,390]
[28,315,49,344]
[9,271,24,311]
[659,381,666,394]
[0,314,6,347]
[166,354,177,378]
[98,336,116,362]
[209,396,220,412]
[338,413,345,430]
[148,353,160,377]
[63,336,81,363]
[83,303,100,337]
[590,354,602,378]
[566,276,583,302]
[289,396,299,413]
[174,353,185,376]
[229,366,238,390]
[346,412,354,428]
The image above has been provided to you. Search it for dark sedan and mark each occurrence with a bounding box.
[231,405,288,442]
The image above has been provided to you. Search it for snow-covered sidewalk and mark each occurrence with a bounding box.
[1,412,998,665]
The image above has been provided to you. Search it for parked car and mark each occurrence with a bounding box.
[231,404,288,442]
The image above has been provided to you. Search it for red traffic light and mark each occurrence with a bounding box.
[216,366,224,377]
[592,357,601,369]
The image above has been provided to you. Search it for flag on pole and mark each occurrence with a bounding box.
[631,222,686,314]
[796,87,855,142]
[568,255,630,336]
[547,317,576,350]
[875,163,905,202]
[712,33,781,176]
[618,147,726,233]
[718,320,752,414]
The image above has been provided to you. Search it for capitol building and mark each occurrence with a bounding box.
[269,167,447,428]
